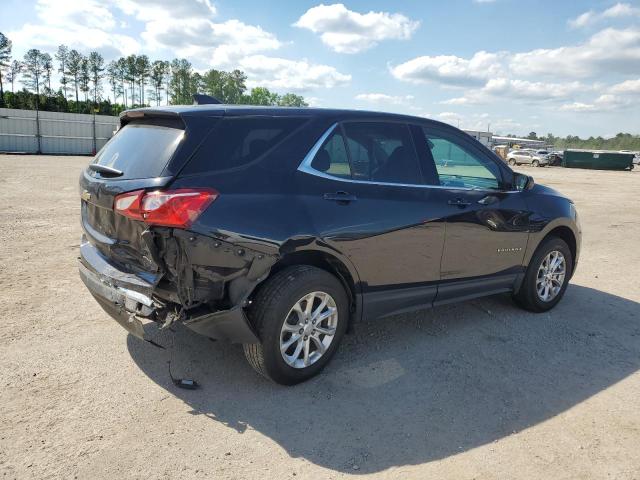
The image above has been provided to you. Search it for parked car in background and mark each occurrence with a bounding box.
[79,105,581,384]
[546,151,564,166]
[621,151,639,169]
[506,149,549,167]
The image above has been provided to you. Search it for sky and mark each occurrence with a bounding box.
[1,0,639,137]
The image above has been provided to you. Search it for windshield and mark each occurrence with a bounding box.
[93,123,184,180]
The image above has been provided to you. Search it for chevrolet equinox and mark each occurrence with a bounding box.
[79,105,581,385]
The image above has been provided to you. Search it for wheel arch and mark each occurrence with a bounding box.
[268,249,362,327]
[526,222,579,277]
[545,226,577,269]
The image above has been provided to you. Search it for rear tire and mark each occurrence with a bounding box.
[243,266,349,385]
[514,236,573,312]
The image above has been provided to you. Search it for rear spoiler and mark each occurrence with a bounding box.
[119,109,185,130]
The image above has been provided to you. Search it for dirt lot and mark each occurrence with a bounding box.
[1,155,639,479]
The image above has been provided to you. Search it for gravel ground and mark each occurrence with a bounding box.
[1,155,639,480]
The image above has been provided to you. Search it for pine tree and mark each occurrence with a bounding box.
[0,32,13,106]
[55,45,69,98]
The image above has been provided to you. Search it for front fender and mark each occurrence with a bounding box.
[523,216,581,273]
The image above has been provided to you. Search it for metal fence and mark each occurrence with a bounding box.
[0,108,119,155]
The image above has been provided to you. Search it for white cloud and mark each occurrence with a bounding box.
[294,3,419,53]
[434,111,518,133]
[8,0,140,56]
[555,76,640,113]
[390,51,505,86]
[9,0,283,65]
[238,55,351,91]
[559,102,594,112]
[440,96,473,105]
[7,0,350,95]
[437,111,463,123]
[305,96,324,107]
[511,27,640,78]
[37,0,118,29]
[111,0,281,66]
[568,11,597,29]
[112,0,217,21]
[395,22,640,119]
[483,78,588,99]
[603,2,640,18]
[559,93,632,113]
[610,78,640,94]
[568,3,640,28]
[355,93,415,105]
[141,18,282,66]
[396,26,640,89]
[441,78,588,106]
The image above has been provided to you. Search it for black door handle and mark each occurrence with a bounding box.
[447,198,472,207]
[324,191,357,204]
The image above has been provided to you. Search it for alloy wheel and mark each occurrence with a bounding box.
[279,291,338,369]
[536,250,566,302]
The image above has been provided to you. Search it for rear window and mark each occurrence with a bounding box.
[93,123,184,179]
[182,116,303,174]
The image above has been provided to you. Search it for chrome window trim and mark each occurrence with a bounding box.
[297,123,521,194]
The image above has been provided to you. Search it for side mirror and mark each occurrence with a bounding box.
[513,172,534,191]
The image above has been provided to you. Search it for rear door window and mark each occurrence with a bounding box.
[183,116,304,174]
[93,123,184,179]
[341,122,423,184]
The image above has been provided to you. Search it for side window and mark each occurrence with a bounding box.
[422,128,502,190]
[342,122,423,184]
[311,130,352,179]
[182,117,303,174]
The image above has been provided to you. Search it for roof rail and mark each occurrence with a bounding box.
[193,94,222,105]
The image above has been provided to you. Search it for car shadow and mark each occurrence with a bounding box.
[127,285,640,473]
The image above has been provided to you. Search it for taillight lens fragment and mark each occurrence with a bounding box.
[114,188,218,228]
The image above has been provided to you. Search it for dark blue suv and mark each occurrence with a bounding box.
[79,105,581,384]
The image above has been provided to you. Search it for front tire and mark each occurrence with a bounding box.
[243,266,349,385]
[532,159,540,167]
[508,158,517,166]
[514,236,573,312]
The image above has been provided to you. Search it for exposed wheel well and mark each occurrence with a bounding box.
[544,226,577,273]
[268,251,358,323]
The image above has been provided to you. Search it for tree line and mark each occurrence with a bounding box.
[510,131,640,152]
[0,31,308,116]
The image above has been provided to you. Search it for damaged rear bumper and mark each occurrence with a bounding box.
[79,239,260,344]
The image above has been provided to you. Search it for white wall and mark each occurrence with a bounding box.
[0,108,119,155]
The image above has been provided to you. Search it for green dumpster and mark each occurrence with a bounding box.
[563,149,634,170]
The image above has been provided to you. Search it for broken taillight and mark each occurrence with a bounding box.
[114,188,218,228]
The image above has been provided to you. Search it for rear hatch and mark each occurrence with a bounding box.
[79,110,219,277]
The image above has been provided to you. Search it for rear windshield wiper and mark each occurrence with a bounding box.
[89,164,123,177]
